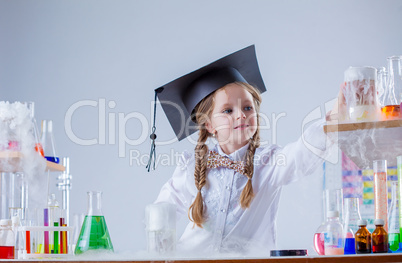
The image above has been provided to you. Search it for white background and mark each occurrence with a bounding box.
[1,0,402,255]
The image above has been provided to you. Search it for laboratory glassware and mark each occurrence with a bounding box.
[313,223,326,255]
[75,191,113,255]
[145,202,176,254]
[382,56,402,119]
[398,156,402,245]
[355,219,371,254]
[344,66,379,122]
[324,210,344,255]
[372,219,388,253]
[11,214,24,259]
[1,172,26,220]
[27,102,44,157]
[374,160,388,231]
[343,198,361,254]
[0,219,14,259]
[314,189,343,255]
[40,120,60,163]
[324,189,344,223]
[388,181,400,252]
[377,67,388,108]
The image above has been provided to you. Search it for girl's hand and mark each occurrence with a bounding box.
[326,83,347,122]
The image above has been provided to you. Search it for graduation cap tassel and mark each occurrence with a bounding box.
[146,87,164,172]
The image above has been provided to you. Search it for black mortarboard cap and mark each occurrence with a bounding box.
[157,45,266,141]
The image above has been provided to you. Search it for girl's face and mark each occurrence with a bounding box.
[205,83,258,152]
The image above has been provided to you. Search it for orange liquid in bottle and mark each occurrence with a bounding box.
[381,105,400,120]
[35,143,45,157]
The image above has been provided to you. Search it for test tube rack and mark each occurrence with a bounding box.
[17,225,74,259]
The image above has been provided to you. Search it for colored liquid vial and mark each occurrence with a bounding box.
[355,219,371,254]
[397,156,402,244]
[381,105,400,120]
[343,198,361,254]
[389,233,400,252]
[0,219,14,259]
[324,211,344,255]
[75,191,113,255]
[373,160,388,231]
[388,181,400,252]
[344,237,355,254]
[372,219,388,253]
[40,120,60,164]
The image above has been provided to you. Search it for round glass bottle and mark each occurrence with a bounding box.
[355,219,371,254]
[372,219,388,253]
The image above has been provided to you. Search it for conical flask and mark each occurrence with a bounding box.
[40,120,59,163]
[74,191,113,255]
[381,56,402,119]
[343,198,362,254]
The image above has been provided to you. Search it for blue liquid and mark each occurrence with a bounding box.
[45,156,60,163]
[344,238,356,254]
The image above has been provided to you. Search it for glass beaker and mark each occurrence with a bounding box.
[343,198,362,254]
[373,160,388,231]
[40,120,59,164]
[74,191,113,255]
[344,66,379,122]
[1,172,26,220]
[145,203,176,254]
[382,56,402,120]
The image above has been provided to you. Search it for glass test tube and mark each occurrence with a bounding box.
[398,156,402,243]
[373,160,388,231]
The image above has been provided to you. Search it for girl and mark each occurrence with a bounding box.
[151,45,336,255]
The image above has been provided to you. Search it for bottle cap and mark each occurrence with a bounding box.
[374,219,385,226]
[357,219,367,226]
[327,210,339,218]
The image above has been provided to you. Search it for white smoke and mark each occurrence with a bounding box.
[0,101,47,218]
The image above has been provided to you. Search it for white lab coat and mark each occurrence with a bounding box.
[155,118,334,256]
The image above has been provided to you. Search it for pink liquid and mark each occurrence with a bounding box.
[313,233,325,255]
[325,247,344,255]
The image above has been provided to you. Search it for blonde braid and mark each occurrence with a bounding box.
[188,128,209,227]
[239,127,261,208]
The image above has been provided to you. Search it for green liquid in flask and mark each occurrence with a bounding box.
[75,216,114,255]
[389,233,400,251]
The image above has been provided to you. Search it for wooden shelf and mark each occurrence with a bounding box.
[0,151,65,173]
[324,119,402,169]
[10,253,402,263]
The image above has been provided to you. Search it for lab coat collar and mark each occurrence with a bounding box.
[214,142,250,162]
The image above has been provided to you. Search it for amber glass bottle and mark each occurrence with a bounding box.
[372,219,388,253]
[355,219,371,253]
